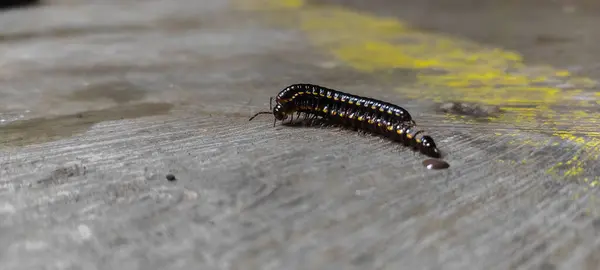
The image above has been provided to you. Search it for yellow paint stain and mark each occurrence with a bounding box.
[297,6,594,107]
[565,166,584,177]
[234,0,600,184]
[236,0,303,10]
[572,110,590,118]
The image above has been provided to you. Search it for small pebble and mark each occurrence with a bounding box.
[166,174,176,181]
[422,159,450,170]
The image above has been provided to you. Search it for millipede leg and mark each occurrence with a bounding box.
[311,114,318,122]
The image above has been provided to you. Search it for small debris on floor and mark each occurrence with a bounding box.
[437,101,502,118]
[422,159,450,170]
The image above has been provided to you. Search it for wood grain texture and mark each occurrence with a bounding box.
[1,0,600,270]
[1,111,598,270]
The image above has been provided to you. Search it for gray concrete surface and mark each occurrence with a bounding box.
[1,0,600,270]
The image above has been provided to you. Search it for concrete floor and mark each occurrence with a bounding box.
[1,0,600,269]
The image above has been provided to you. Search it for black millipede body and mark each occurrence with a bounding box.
[275,84,415,125]
[249,83,441,159]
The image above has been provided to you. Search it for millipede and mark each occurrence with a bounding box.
[249,83,442,159]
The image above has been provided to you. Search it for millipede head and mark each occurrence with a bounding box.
[273,104,288,121]
[419,135,441,158]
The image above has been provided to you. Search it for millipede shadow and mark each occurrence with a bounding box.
[281,118,375,140]
[280,118,328,128]
[281,117,358,131]
[281,118,413,145]
[281,117,447,160]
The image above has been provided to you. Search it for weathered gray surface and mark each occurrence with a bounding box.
[1,0,600,270]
